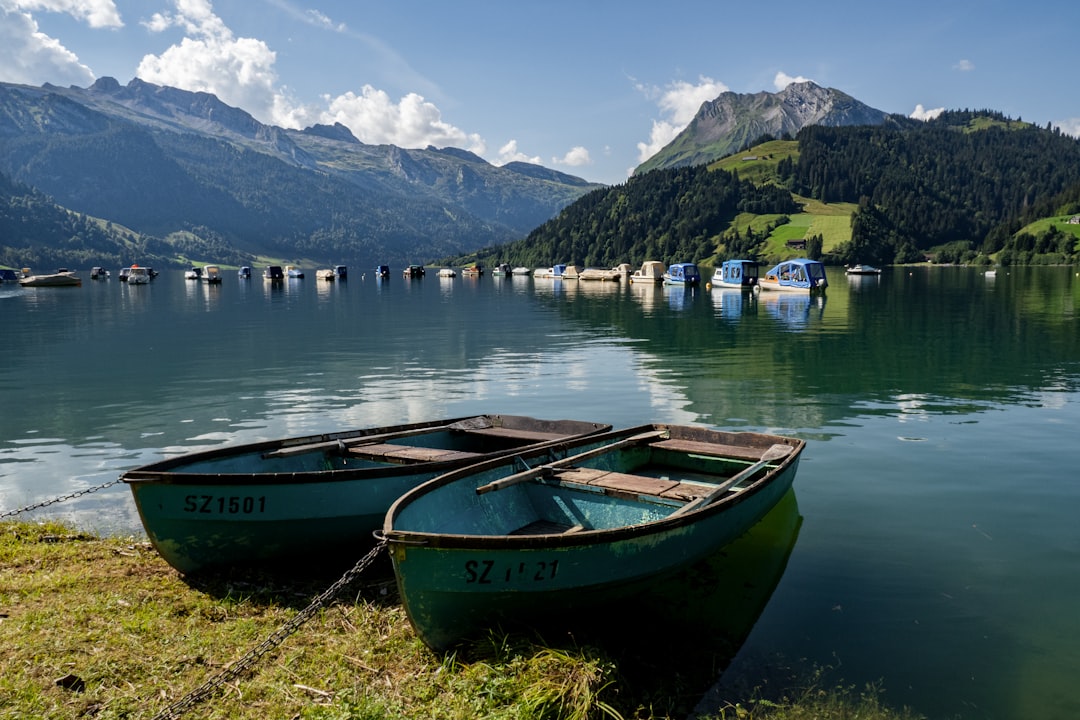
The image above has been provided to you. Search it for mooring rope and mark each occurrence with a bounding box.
[149,539,390,720]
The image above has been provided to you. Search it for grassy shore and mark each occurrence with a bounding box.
[1,520,923,720]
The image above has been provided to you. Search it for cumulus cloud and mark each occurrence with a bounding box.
[13,0,121,28]
[1057,118,1080,138]
[553,146,591,167]
[319,86,484,152]
[953,59,975,72]
[495,140,541,166]
[910,104,945,121]
[0,1,122,85]
[135,0,486,155]
[137,0,286,122]
[774,71,813,90]
[635,76,729,163]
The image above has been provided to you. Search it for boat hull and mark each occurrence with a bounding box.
[122,415,609,574]
[384,424,804,651]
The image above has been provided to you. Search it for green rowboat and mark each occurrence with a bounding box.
[121,414,610,574]
[382,423,805,651]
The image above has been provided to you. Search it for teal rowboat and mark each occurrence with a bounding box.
[382,424,805,651]
[121,415,610,574]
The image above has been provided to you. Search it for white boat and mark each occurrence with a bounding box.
[510,267,532,276]
[90,267,109,279]
[201,265,222,284]
[126,266,151,284]
[285,265,304,279]
[184,267,202,280]
[316,269,335,281]
[577,267,623,281]
[534,264,568,279]
[845,264,882,276]
[238,266,252,279]
[438,268,457,278]
[18,269,81,287]
[629,260,665,284]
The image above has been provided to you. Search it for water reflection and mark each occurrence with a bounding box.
[535,489,802,718]
[757,292,827,330]
[709,286,755,321]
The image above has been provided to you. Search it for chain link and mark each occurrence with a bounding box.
[0,478,124,519]
[149,538,390,720]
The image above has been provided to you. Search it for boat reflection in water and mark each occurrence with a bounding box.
[487,489,802,718]
[757,291,826,330]
[710,286,756,321]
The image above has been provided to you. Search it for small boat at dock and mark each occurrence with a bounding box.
[711,259,758,288]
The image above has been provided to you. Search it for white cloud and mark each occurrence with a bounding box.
[319,86,484,152]
[12,0,121,29]
[495,140,540,166]
[137,0,284,123]
[134,1,487,155]
[0,3,106,85]
[910,104,945,121]
[953,59,975,72]
[1056,118,1080,138]
[635,76,729,163]
[774,71,813,90]
[553,146,591,167]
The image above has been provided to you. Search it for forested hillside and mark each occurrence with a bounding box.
[460,165,799,269]
[457,111,1080,270]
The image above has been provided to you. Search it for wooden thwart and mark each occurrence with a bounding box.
[346,443,482,463]
[649,438,766,461]
[669,443,793,517]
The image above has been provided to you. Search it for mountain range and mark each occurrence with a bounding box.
[0,77,602,269]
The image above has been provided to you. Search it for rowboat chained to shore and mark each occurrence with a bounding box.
[381,423,805,651]
[121,415,610,574]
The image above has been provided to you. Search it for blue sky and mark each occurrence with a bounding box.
[2,0,1078,186]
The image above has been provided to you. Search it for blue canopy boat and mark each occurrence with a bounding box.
[121,414,609,574]
[382,423,805,651]
[711,259,758,288]
[758,258,828,293]
[662,262,701,286]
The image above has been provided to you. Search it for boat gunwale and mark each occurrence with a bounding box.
[120,415,611,486]
[382,424,804,550]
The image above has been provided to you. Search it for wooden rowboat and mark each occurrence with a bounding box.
[382,423,805,651]
[121,414,610,574]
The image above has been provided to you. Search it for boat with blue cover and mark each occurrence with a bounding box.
[662,262,701,286]
[121,414,610,574]
[758,258,828,293]
[382,423,805,651]
[711,259,758,288]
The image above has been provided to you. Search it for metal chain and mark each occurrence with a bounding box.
[0,478,123,519]
[150,538,390,720]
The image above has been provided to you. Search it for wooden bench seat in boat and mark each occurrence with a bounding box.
[550,467,715,503]
[345,443,482,463]
[648,438,767,461]
[463,427,570,442]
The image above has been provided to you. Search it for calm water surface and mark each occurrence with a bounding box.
[3,266,1079,719]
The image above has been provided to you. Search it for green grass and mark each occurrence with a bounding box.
[1,520,922,720]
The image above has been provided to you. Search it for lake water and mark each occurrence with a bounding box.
[2,266,1079,719]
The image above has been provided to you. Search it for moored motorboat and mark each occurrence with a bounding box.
[375,265,390,280]
[403,265,426,278]
[437,268,457,278]
[264,265,284,280]
[201,265,223,283]
[285,265,304,279]
[316,268,335,281]
[711,259,758,288]
[758,258,828,293]
[238,266,252,279]
[533,264,567,279]
[121,414,610,574]
[90,267,109,279]
[577,267,623,281]
[383,423,805,651]
[184,267,202,280]
[18,269,81,287]
[125,265,151,284]
[663,262,702,286]
[510,267,532,276]
[629,260,665,283]
[845,264,882,276]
